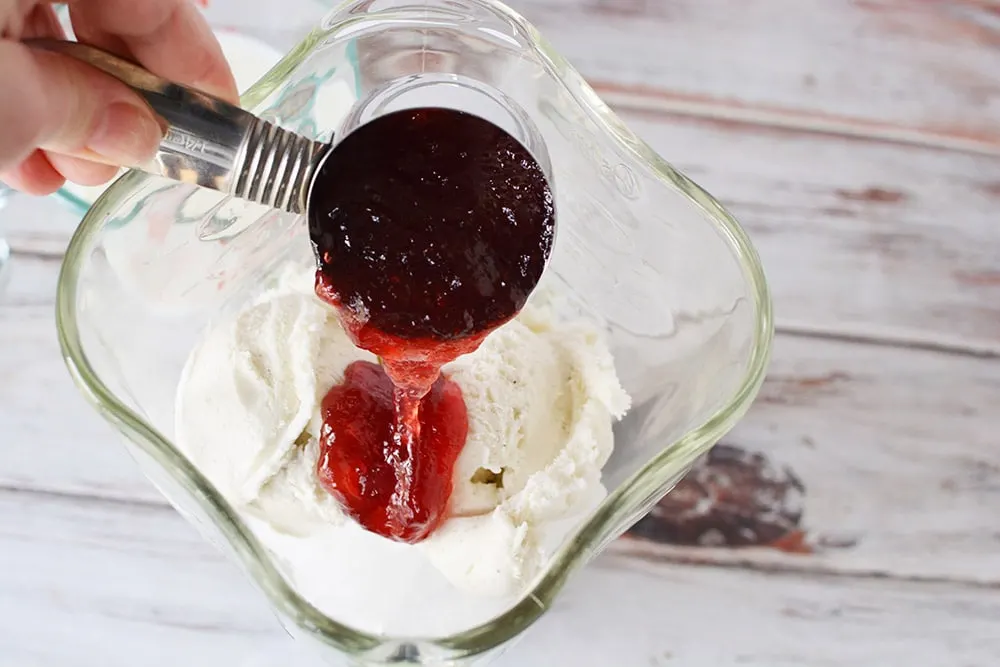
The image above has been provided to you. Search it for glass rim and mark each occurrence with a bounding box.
[55,2,774,659]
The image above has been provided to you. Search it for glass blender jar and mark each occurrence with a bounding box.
[56,0,773,664]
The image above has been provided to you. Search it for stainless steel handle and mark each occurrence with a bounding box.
[28,39,328,214]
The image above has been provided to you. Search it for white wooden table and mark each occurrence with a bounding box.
[2,1,999,665]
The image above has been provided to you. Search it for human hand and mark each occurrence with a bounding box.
[0,0,237,195]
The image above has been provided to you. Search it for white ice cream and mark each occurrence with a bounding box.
[175,262,630,613]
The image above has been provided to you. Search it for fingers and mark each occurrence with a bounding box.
[69,0,238,103]
[0,2,112,193]
[1,151,65,196]
[0,40,162,175]
[0,0,237,194]
[45,152,119,186]
[21,2,65,40]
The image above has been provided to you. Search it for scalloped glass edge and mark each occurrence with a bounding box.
[54,2,774,660]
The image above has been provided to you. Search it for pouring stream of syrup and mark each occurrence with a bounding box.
[309,108,554,542]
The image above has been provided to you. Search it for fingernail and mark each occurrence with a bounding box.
[196,78,240,105]
[87,103,162,166]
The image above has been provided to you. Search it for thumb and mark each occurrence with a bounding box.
[0,41,163,174]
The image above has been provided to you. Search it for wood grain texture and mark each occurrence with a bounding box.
[615,336,1000,584]
[0,490,319,667]
[575,555,1000,667]
[3,487,999,667]
[0,0,997,662]
[8,115,1000,353]
[618,110,1000,352]
[508,0,1000,153]
[0,249,163,503]
[0,193,77,258]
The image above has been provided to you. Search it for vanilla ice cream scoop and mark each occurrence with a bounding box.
[424,295,629,594]
[175,291,324,502]
[175,263,630,597]
[446,299,628,519]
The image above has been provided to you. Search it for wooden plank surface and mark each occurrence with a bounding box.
[3,487,999,667]
[618,110,1000,352]
[3,0,1000,662]
[1,200,163,503]
[616,334,1000,584]
[0,489,317,667]
[510,0,1000,153]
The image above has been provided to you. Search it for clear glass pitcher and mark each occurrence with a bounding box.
[55,0,773,664]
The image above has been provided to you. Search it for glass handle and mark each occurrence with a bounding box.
[26,39,328,214]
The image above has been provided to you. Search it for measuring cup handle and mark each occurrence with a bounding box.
[27,39,327,214]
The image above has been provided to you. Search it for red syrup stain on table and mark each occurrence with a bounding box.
[309,108,555,542]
